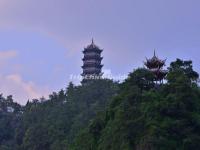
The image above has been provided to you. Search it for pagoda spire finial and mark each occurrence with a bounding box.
[92,38,94,45]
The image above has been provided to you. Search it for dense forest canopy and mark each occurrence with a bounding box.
[0,59,200,150]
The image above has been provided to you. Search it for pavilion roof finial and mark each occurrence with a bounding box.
[92,38,94,45]
[154,49,156,57]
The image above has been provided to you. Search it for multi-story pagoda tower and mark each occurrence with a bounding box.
[81,39,103,80]
[144,51,167,82]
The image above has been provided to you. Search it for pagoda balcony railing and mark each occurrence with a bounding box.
[82,71,101,75]
[82,64,103,68]
[82,56,103,61]
[83,60,101,64]
[83,68,101,72]
[83,62,102,66]
[84,53,100,57]
[81,72,102,76]
[83,69,101,73]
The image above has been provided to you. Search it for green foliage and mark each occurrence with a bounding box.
[0,59,200,150]
[15,79,118,150]
[167,59,199,83]
[0,95,22,149]
[73,59,200,150]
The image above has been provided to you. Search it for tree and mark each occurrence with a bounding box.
[73,59,200,150]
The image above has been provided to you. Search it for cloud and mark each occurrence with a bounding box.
[0,51,49,105]
[0,74,50,105]
[0,50,18,72]
[0,50,17,60]
[102,68,127,81]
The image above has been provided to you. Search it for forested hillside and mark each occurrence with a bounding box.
[0,79,118,150]
[0,59,200,150]
[72,59,200,150]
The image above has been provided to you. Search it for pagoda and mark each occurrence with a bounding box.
[144,51,167,82]
[81,39,103,80]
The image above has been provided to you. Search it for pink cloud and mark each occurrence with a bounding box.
[0,50,17,60]
[0,74,50,105]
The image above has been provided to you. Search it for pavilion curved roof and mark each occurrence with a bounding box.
[144,51,166,69]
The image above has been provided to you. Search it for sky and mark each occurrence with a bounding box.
[0,0,199,104]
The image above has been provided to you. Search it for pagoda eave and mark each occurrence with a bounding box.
[83,49,103,54]
[82,57,103,61]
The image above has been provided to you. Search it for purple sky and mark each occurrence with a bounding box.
[0,0,199,104]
